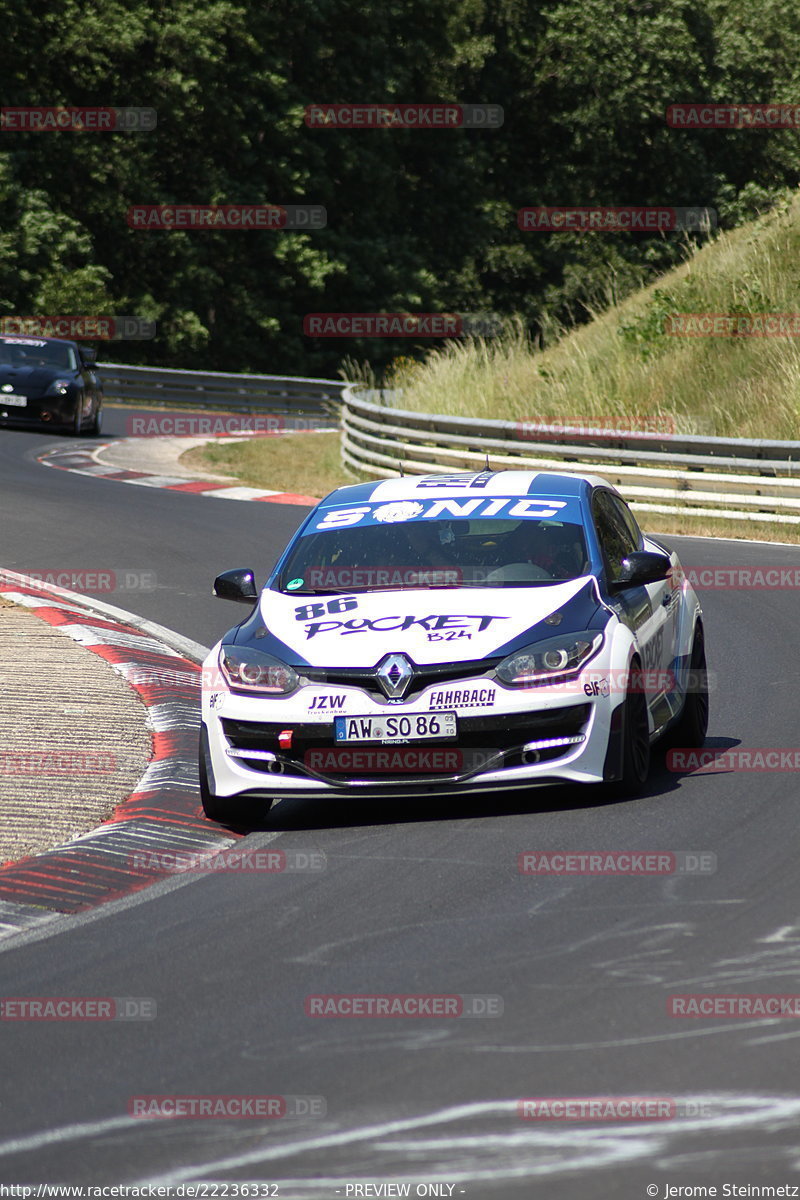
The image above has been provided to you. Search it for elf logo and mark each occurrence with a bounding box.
[583,678,610,697]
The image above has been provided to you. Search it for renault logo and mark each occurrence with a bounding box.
[376,653,413,699]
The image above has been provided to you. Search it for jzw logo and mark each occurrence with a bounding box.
[309,694,346,710]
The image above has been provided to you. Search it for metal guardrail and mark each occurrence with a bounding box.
[341,387,800,525]
[98,362,345,417]
[94,365,800,525]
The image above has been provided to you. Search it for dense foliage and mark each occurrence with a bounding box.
[1,0,799,375]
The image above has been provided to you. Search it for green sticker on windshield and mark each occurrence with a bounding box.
[287,578,304,590]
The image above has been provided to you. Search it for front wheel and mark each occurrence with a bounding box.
[617,664,651,797]
[88,403,103,437]
[663,625,709,749]
[71,400,83,436]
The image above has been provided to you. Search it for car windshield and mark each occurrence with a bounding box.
[278,515,590,592]
[0,339,77,370]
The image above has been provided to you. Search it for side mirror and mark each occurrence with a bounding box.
[613,550,671,589]
[213,568,258,603]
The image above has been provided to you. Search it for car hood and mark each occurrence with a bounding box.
[0,365,70,391]
[257,578,597,667]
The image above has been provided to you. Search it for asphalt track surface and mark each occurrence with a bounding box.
[1,410,799,1197]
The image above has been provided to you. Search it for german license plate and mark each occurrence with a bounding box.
[0,394,27,406]
[334,711,457,744]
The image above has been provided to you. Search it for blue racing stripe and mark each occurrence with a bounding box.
[526,473,587,498]
[489,580,608,658]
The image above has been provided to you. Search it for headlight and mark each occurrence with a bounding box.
[46,378,72,395]
[496,630,603,687]
[218,645,299,695]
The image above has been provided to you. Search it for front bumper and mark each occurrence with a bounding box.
[202,669,625,802]
[0,392,78,429]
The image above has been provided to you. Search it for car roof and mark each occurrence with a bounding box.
[0,334,82,352]
[317,470,618,508]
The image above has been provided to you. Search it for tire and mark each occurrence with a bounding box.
[617,661,651,797]
[71,397,84,436]
[663,624,709,750]
[199,735,271,826]
[88,403,103,437]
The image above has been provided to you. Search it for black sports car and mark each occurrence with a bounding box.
[0,334,103,435]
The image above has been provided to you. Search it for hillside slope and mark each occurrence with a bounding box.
[395,193,800,441]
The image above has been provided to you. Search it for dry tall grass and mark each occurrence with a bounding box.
[387,194,800,440]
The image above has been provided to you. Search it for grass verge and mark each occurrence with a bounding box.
[180,431,368,499]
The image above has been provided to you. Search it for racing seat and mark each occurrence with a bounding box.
[490,521,587,580]
[538,524,588,578]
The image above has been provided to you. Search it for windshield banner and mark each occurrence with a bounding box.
[306,496,582,534]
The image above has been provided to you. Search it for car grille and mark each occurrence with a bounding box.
[220,704,592,782]
[302,657,499,702]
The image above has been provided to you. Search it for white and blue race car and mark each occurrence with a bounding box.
[199,470,707,822]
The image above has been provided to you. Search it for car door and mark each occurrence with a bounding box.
[609,492,678,684]
[591,489,674,728]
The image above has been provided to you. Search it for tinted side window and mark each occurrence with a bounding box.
[608,494,642,550]
[592,491,637,582]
